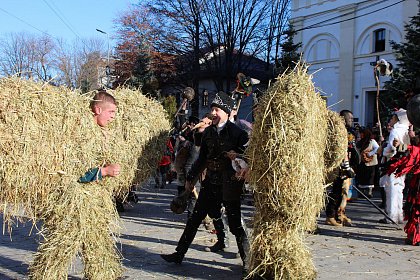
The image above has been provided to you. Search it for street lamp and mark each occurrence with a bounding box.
[96,28,110,87]
[96,28,110,65]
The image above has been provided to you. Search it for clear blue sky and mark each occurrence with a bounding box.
[0,0,138,45]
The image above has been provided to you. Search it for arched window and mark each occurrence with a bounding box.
[373,28,386,53]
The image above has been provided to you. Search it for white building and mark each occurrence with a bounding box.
[291,0,418,126]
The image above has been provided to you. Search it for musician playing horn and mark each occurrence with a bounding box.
[161,91,250,278]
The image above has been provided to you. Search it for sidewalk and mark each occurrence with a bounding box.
[0,182,418,280]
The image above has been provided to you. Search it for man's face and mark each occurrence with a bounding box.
[211,106,229,125]
[94,102,117,127]
[343,112,354,128]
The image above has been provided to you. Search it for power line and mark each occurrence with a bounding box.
[49,1,81,38]
[299,0,391,28]
[296,0,406,32]
[41,0,82,40]
[248,0,406,50]
[0,7,52,37]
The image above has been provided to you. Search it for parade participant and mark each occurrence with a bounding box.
[325,110,358,227]
[175,116,199,195]
[379,109,411,224]
[30,90,123,278]
[377,123,393,209]
[340,110,360,170]
[155,138,174,189]
[381,139,420,244]
[79,91,121,182]
[161,91,250,277]
[356,127,379,198]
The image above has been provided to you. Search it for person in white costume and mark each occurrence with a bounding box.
[379,109,411,224]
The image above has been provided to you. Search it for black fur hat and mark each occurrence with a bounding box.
[211,91,234,114]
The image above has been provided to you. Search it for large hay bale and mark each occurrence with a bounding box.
[0,77,170,279]
[0,78,103,226]
[246,63,328,279]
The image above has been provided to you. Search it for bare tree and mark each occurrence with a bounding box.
[33,35,56,81]
[264,0,291,71]
[198,0,273,90]
[116,0,290,96]
[54,38,77,87]
[0,32,57,81]
[54,37,106,91]
[0,32,34,78]
[146,0,204,114]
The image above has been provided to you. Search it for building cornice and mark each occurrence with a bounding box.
[354,50,394,60]
[306,58,340,65]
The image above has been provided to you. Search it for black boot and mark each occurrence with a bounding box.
[115,199,125,212]
[205,217,228,252]
[236,232,250,278]
[205,240,226,252]
[160,252,184,264]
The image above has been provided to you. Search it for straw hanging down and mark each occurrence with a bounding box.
[0,77,171,279]
[29,184,122,280]
[246,62,344,279]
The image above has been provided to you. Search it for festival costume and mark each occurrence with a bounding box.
[357,139,379,196]
[325,127,358,226]
[172,121,249,262]
[155,139,174,189]
[162,92,250,275]
[386,145,420,245]
[381,110,411,223]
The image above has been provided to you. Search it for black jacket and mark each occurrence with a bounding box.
[187,121,248,201]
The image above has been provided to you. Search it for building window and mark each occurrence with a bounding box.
[373,28,386,53]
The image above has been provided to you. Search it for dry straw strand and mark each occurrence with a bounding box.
[0,77,170,279]
[246,62,329,279]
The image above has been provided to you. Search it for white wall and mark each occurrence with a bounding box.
[291,0,418,126]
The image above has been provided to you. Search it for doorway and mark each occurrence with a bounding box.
[365,90,387,128]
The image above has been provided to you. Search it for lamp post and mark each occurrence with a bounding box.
[96,28,110,87]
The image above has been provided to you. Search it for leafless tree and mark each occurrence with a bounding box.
[54,37,106,91]
[146,0,204,114]
[33,35,56,81]
[0,32,57,81]
[115,0,290,101]
[265,0,291,70]
[198,0,273,90]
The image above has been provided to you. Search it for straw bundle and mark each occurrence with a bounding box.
[246,63,328,279]
[324,110,348,183]
[0,77,170,279]
[102,87,171,197]
[29,184,122,280]
[0,78,103,226]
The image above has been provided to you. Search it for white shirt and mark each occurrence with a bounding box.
[217,120,227,134]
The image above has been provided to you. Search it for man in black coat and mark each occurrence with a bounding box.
[161,91,250,276]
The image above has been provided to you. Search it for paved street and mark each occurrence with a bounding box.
[0,181,419,280]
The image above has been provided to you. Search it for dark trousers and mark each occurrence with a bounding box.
[155,165,170,188]
[176,182,225,254]
[326,177,344,219]
[223,200,249,265]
